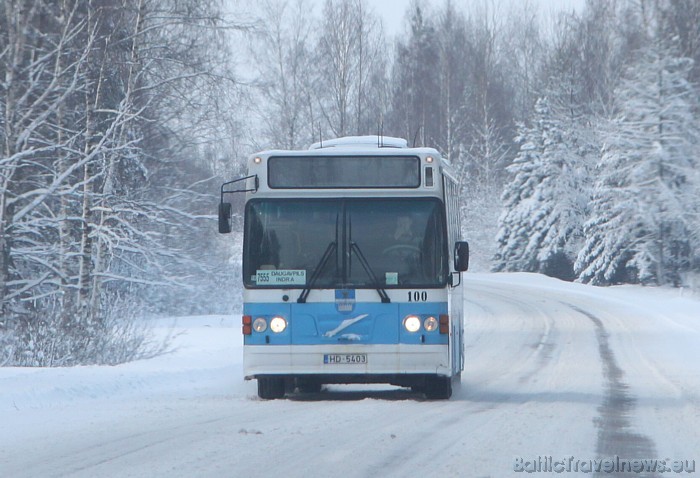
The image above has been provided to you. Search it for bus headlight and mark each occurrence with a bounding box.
[270,316,287,333]
[424,316,438,332]
[403,315,421,333]
[253,317,267,333]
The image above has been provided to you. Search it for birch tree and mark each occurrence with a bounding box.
[437,0,469,163]
[1,0,242,365]
[315,0,386,137]
[249,0,315,149]
[1,0,90,319]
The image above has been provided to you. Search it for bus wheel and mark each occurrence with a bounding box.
[258,377,285,399]
[424,376,452,400]
[297,378,322,394]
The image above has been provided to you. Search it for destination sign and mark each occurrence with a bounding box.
[256,269,306,286]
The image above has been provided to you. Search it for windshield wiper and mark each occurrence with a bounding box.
[297,241,337,303]
[350,241,391,303]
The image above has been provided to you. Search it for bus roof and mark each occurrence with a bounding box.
[255,136,450,164]
[309,135,407,150]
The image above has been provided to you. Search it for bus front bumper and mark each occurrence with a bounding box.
[243,344,451,379]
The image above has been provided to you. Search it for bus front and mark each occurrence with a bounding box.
[220,138,467,399]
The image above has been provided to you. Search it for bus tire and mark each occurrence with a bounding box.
[297,378,322,394]
[258,377,285,399]
[424,375,452,400]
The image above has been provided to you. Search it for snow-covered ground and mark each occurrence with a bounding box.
[1,273,698,477]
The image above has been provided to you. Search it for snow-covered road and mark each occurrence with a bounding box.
[1,273,698,477]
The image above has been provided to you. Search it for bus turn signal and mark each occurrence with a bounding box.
[439,314,449,334]
[242,315,252,335]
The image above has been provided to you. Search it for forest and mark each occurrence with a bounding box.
[1,0,699,365]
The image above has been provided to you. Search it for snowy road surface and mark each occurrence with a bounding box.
[1,273,698,477]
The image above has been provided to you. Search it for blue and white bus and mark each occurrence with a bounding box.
[219,136,469,399]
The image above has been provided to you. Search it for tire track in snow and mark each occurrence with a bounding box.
[465,287,557,387]
[355,287,562,476]
[567,304,660,478]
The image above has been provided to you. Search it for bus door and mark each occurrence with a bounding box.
[449,272,465,375]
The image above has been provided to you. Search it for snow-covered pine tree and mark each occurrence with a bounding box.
[493,97,590,279]
[575,42,700,286]
[492,116,541,273]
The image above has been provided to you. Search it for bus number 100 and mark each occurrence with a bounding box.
[408,291,428,302]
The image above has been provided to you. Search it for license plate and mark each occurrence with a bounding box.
[323,354,367,365]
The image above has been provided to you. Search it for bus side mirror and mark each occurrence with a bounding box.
[454,241,469,272]
[218,202,232,234]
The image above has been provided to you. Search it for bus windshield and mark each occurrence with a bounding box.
[244,198,447,289]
